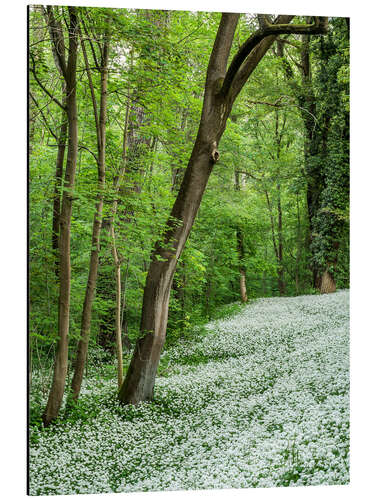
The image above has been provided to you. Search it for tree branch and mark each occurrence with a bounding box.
[278,37,301,50]
[246,95,290,108]
[78,25,100,145]
[78,144,99,164]
[81,17,100,71]
[219,15,328,99]
[44,6,67,78]
[29,53,67,112]
[29,92,59,140]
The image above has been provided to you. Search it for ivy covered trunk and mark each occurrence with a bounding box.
[312,19,349,294]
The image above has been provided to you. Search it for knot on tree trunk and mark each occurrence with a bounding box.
[210,142,220,163]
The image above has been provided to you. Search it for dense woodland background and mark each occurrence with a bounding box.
[28,6,349,426]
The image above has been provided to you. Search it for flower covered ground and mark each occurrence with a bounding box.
[29,290,349,495]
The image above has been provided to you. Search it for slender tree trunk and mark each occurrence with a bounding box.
[265,188,285,295]
[110,225,124,388]
[52,98,68,277]
[108,79,132,387]
[295,192,301,294]
[43,7,79,426]
[234,170,248,303]
[119,258,132,352]
[275,109,286,296]
[70,24,110,401]
[29,98,36,156]
[276,182,285,295]
[43,6,69,278]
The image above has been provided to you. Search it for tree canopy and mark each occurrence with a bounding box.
[28,6,349,424]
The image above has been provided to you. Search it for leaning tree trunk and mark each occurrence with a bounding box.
[118,13,328,405]
[118,137,221,403]
[43,7,79,426]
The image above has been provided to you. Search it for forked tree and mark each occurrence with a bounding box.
[118,14,328,405]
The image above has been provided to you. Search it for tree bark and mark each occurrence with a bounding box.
[320,267,336,294]
[295,192,302,294]
[109,68,132,387]
[43,7,79,426]
[234,170,248,303]
[51,103,67,278]
[70,21,110,401]
[43,6,69,278]
[118,13,328,406]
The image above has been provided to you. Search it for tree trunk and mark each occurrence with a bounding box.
[234,170,248,303]
[276,186,285,296]
[277,33,322,289]
[118,137,221,403]
[70,23,110,401]
[320,267,336,294]
[51,101,67,278]
[43,7,79,426]
[118,13,328,405]
[275,109,286,296]
[108,79,132,386]
[43,6,69,278]
[295,192,301,294]
[111,225,124,388]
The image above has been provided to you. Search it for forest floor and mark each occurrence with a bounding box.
[29,290,349,495]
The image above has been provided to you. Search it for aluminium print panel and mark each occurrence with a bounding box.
[28,3,349,496]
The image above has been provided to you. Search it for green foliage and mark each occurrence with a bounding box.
[309,18,349,277]
[29,7,349,405]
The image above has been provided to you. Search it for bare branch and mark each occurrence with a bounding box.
[29,53,67,112]
[78,144,99,164]
[246,95,290,108]
[29,92,59,141]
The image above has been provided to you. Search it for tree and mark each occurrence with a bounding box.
[118,14,328,405]
[42,6,80,426]
[310,18,349,293]
[70,10,111,401]
[234,170,248,303]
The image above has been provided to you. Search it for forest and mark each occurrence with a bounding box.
[28,5,349,495]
